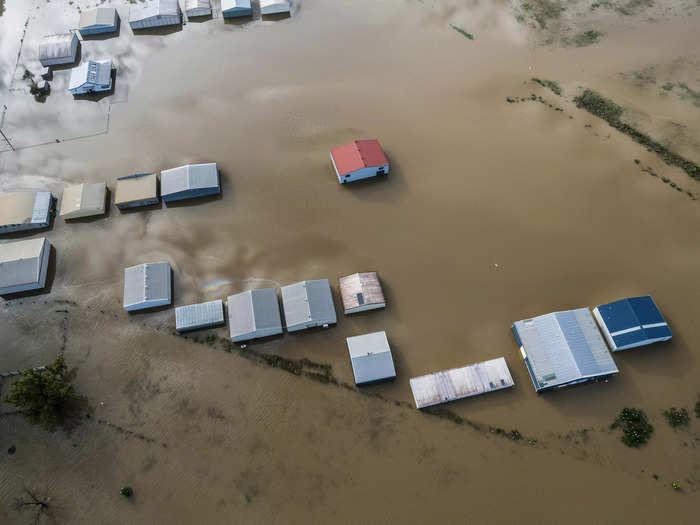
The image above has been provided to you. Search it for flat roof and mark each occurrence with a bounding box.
[114,173,158,205]
[176,300,224,332]
[347,331,396,385]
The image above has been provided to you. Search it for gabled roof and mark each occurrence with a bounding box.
[79,7,117,29]
[0,191,52,230]
[330,140,388,176]
[69,60,112,90]
[59,183,106,219]
[221,0,252,11]
[260,0,291,14]
[38,33,77,61]
[227,288,283,341]
[129,0,180,22]
[0,237,50,294]
[347,331,396,385]
[593,296,672,351]
[281,279,336,330]
[185,0,212,13]
[512,308,618,392]
[123,262,171,310]
[160,163,219,198]
[115,173,158,205]
[339,272,385,313]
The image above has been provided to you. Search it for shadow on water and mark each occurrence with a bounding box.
[339,153,408,203]
[187,13,214,24]
[262,12,292,22]
[0,245,57,301]
[79,15,122,42]
[223,15,255,27]
[48,45,82,72]
[131,23,183,37]
[117,200,163,215]
[164,192,223,208]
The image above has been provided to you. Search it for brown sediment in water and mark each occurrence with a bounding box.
[1,0,700,523]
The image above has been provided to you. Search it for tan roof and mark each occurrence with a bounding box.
[114,174,157,205]
[60,183,107,219]
[338,272,385,313]
[0,192,36,226]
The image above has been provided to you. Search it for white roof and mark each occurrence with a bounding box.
[38,33,77,62]
[0,191,52,229]
[59,183,106,219]
[123,262,172,310]
[69,60,112,90]
[160,163,218,197]
[130,0,180,22]
[260,0,291,14]
[346,331,396,385]
[176,300,224,331]
[0,238,49,292]
[79,7,117,29]
[185,0,211,12]
[221,0,251,10]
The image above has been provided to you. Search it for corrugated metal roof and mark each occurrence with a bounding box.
[160,163,219,201]
[346,331,396,385]
[227,288,283,342]
[512,308,618,392]
[410,357,514,409]
[79,7,117,29]
[281,279,336,331]
[59,183,106,219]
[0,238,50,294]
[38,33,77,62]
[0,191,52,232]
[221,0,252,13]
[593,296,672,351]
[123,262,171,311]
[114,173,158,206]
[330,140,388,176]
[260,0,291,14]
[176,300,224,332]
[69,60,112,91]
[338,272,386,314]
[185,0,212,15]
[129,0,181,22]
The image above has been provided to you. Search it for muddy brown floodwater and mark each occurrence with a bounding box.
[1,0,700,523]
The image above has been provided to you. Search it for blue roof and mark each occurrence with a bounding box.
[594,296,672,351]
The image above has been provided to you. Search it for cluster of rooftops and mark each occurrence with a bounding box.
[37,2,292,96]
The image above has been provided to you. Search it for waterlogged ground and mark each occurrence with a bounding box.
[1,1,699,523]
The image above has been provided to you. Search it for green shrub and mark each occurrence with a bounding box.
[611,408,653,447]
[663,407,690,427]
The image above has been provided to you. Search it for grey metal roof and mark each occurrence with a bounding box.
[346,331,396,385]
[160,163,219,199]
[221,0,252,12]
[260,0,291,14]
[227,288,282,342]
[79,7,117,29]
[0,191,52,233]
[512,308,619,392]
[281,279,336,332]
[176,300,224,332]
[410,357,514,409]
[185,0,212,15]
[123,262,172,311]
[38,33,77,62]
[69,60,112,91]
[129,0,181,22]
[0,237,50,295]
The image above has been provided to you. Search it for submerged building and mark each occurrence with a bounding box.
[512,308,619,392]
[593,296,672,351]
[68,60,113,95]
[38,33,79,67]
[123,262,172,312]
[330,139,389,183]
[185,0,212,17]
[0,237,52,295]
[160,163,220,203]
[260,0,291,15]
[281,279,336,332]
[78,7,119,36]
[338,272,385,315]
[114,173,159,210]
[409,357,514,409]
[176,299,224,332]
[221,0,252,18]
[227,288,283,342]
[346,331,396,386]
[129,0,181,30]
[59,182,107,219]
[0,191,53,234]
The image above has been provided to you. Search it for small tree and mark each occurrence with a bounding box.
[4,356,76,431]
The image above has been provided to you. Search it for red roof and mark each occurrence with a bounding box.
[331,140,388,176]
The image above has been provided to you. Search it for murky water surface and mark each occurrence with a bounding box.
[1,0,699,523]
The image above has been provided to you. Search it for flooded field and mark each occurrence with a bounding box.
[1,0,699,523]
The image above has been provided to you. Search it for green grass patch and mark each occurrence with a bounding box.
[611,407,653,447]
[450,24,474,40]
[574,89,700,180]
[532,77,562,95]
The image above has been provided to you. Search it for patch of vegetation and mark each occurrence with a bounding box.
[450,24,474,40]
[671,480,681,491]
[695,396,700,418]
[120,486,133,498]
[660,81,700,107]
[620,66,657,88]
[22,69,50,103]
[506,93,565,111]
[615,0,655,16]
[4,356,77,431]
[515,0,565,29]
[574,89,700,180]
[664,407,690,427]
[568,30,603,47]
[611,407,654,447]
[532,77,562,95]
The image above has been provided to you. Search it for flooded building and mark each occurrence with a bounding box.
[114,173,159,210]
[593,296,672,351]
[123,262,172,312]
[68,60,113,95]
[59,182,107,219]
[260,0,291,15]
[410,357,514,409]
[512,308,619,393]
[346,331,396,386]
[221,0,252,18]
[281,279,336,332]
[38,33,79,67]
[0,237,51,295]
[338,271,386,315]
[78,7,119,36]
[0,191,53,234]
[175,299,224,332]
[330,139,389,184]
[160,163,220,203]
[185,0,212,18]
[129,0,181,30]
[227,288,283,342]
